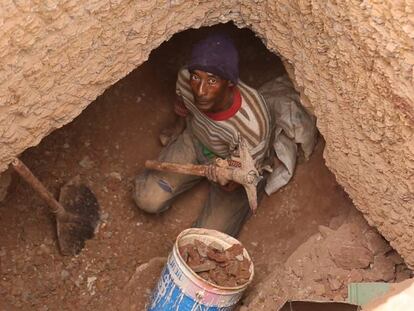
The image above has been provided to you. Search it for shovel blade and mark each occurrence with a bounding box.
[57,177,100,256]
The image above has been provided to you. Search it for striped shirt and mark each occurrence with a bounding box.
[175,68,272,167]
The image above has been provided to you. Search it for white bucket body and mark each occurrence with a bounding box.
[148,228,254,311]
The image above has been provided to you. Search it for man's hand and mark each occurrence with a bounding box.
[204,159,242,191]
[159,116,186,146]
[205,163,230,186]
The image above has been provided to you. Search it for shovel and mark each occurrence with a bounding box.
[11,158,100,256]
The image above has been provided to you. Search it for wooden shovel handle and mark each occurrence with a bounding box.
[145,160,207,177]
[11,158,65,215]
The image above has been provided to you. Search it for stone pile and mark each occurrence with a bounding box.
[242,210,413,310]
[282,211,412,301]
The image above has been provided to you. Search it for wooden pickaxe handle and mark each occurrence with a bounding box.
[145,160,207,177]
[144,160,259,212]
[145,160,241,183]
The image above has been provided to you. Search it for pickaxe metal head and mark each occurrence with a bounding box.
[227,137,262,212]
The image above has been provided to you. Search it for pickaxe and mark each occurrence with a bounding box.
[145,138,262,212]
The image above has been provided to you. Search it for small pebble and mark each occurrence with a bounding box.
[0,247,6,257]
[61,270,70,280]
[109,172,122,181]
[79,156,95,169]
[101,212,109,221]
[87,276,97,292]
[39,244,51,255]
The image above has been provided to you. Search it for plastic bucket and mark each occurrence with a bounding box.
[148,228,254,311]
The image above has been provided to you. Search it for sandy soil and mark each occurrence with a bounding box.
[0,24,358,310]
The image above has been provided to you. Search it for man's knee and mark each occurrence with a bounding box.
[132,174,171,214]
[133,192,166,214]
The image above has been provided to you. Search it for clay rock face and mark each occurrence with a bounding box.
[0,170,12,202]
[0,2,413,265]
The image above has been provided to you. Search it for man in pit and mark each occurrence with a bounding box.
[133,34,316,237]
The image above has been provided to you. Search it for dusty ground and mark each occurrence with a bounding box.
[0,24,393,310]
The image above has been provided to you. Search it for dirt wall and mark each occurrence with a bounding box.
[1,1,413,265]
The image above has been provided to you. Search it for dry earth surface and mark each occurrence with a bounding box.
[0,25,408,311]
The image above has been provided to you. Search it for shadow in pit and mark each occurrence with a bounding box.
[280,301,359,311]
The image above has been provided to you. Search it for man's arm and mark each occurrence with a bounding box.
[159,98,187,146]
[159,115,186,146]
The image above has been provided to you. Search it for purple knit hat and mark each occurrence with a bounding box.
[187,34,239,84]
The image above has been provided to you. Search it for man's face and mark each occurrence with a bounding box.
[189,70,232,113]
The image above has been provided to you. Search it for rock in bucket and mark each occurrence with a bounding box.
[148,228,254,310]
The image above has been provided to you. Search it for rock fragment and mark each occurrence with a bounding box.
[79,156,95,169]
[179,239,251,287]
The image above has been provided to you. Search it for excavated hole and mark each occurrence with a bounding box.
[0,22,410,310]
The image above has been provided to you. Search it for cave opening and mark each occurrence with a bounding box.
[0,22,410,310]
